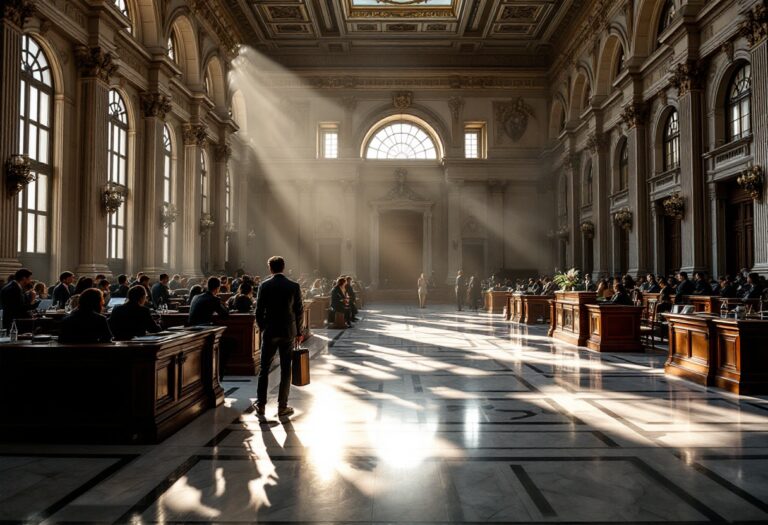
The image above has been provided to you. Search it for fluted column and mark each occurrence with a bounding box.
[0,1,31,276]
[621,102,651,276]
[672,61,708,274]
[446,179,462,284]
[139,93,172,275]
[565,154,582,268]
[75,45,117,277]
[743,3,768,274]
[587,133,609,275]
[179,123,205,279]
[487,179,505,273]
[211,142,231,272]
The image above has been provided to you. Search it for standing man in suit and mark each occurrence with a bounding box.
[0,269,36,329]
[455,270,467,311]
[52,271,75,308]
[254,256,304,418]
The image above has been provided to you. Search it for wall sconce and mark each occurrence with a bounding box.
[102,182,126,214]
[6,154,33,195]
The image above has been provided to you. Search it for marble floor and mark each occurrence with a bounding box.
[2,304,768,524]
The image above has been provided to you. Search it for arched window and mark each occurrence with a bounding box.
[727,64,751,142]
[663,110,680,171]
[107,89,128,263]
[167,31,178,63]
[18,35,53,256]
[583,161,593,206]
[582,85,591,113]
[204,72,212,97]
[113,0,131,32]
[225,169,232,263]
[162,124,173,265]
[618,140,629,191]
[365,121,438,159]
[615,47,625,79]
[657,0,677,38]
[200,150,209,214]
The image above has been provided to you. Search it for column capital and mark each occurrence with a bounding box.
[182,123,207,147]
[586,132,607,154]
[739,1,767,48]
[214,142,232,161]
[75,45,118,82]
[564,152,581,173]
[669,60,703,97]
[140,92,172,120]
[620,102,648,129]
[1,0,35,27]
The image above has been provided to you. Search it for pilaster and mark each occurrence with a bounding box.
[74,45,117,277]
[446,179,462,284]
[487,179,505,273]
[211,142,231,272]
[621,102,651,276]
[342,180,357,275]
[587,131,609,275]
[179,123,206,279]
[565,153,582,269]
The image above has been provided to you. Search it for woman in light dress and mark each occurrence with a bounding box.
[417,273,428,308]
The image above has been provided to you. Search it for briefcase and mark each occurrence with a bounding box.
[292,345,310,386]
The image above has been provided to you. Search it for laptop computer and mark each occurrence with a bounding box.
[36,299,53,312]
[107,297,127,311]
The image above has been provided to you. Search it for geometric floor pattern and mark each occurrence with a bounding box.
[2,304,768,524]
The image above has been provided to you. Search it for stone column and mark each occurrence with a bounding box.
[422,209,433,277]
[340,96,357,159]
[708,181,726,277]
[487,180,505,273]
[742,4,768,274]
[446,179,463,284]
[296,179,312,274]
[74,45,117,277]
[620,102,651,276]
[139,93,172,275]
[0,1,30,276]
[211,142,231,272]
[369,207,380,287]
[587,133,609,275]
[565,154,582,268]
[671,61,708,275]
[342,181,357,275]
[179,123,205,279]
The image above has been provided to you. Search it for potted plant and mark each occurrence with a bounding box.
[554,268,580,291]
[613,207,633,231]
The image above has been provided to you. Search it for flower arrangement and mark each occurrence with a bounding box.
[580,221,595,239]
[102,182,126,214]
[200,212,215,233]
[5,154,34,195]
[663,192,685,219]
[161,202,178,228]
[737,164,763,200]
[554,268,580,291]
[613,207,633,231]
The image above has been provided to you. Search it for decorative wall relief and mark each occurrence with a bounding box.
[494,97,533,144]
[392,91,413,109]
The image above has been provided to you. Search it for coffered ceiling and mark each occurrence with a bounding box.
[223,0,583,68]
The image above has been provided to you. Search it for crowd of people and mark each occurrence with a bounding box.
[0,266,364,341]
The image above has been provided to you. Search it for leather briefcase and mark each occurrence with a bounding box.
[292,345,310,386]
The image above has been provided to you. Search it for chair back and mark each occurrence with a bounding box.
[671,304,695,314]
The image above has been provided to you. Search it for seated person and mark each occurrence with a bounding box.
[741,272,763,299]
[719,275,737,298]
[168,274,183,291]
[111,274,130,298]
[581,273,597,292]
[187,284,204,304]
[641,273,660,293]
[595,278,612,300]
[692,272,711,295]
[608,282,633,305]
[109,285,162,340]
[58,288,113,344]
[674,272,695,303]
[98,279,111,303]
[346,276,359,321]
[306,278,324,298]
[188,277,230,325]
[151,273,171,308]
[228,282,255,313]
[656,286,674,315]
[52,271,75,308]
[330,277,351,327]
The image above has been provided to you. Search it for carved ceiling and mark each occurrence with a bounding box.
[222,0,584,68]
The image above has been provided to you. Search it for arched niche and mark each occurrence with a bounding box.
[168,13,200,85]
[569,72,592,121]
[203,55,227,108]
[594,34,626,98]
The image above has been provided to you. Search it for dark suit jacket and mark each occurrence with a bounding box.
[742,284,763,300]
[151,282,170,307]
[330,285,347,312]
[52,282,71,308]
[720,284,738,298]
[59,309,113,344]
[675,279,695,302]
[109,302,162,340]
[255,274,303,339]
[227,294,254,313]
[455,276,467,291]
[347,286,357,305]
[1,281,34,329]
[188,291,229,325]
[111,284,130,298]
[608,292,633,305]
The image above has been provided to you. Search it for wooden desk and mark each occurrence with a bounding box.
[520,295,552,325]
[712,318,768,394]
[549,291,597,347]
[509,294,524,323]
[485,290,509,314]
[685,296,760,314]
[305,296,330,328]
[585,304,643,352]
[160,313,260,376]
[0,328,225,443]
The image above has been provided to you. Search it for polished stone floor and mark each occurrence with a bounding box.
[2,304,768,524]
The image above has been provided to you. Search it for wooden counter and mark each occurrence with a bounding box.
[485,290,510,314]
[509,294,524,323]
[0,327,225,443]
[520,295,552,325]
[305,296,330,328]
[161,313,260,376]
[712,318,768,394]
[664,313,715,386]
[549,291,597,347]
[685,296,760,314]
[585,304,643,352]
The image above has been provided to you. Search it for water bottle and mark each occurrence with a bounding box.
[720,301,728,319]
[9,320,18,343]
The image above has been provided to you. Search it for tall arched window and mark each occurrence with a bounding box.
[615,47,625,80]
[727,64,751,142]
[200,150,209,214]
[113,0,131,32]
[18,35,53,256]
[618,140,629,191]
[167,30,178,63]
[663,111,680,171]
[583,161,593,206]
[162,124,173,265]
[365,121,438,159]
[658,0,676,37]
[107,89,128,263]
